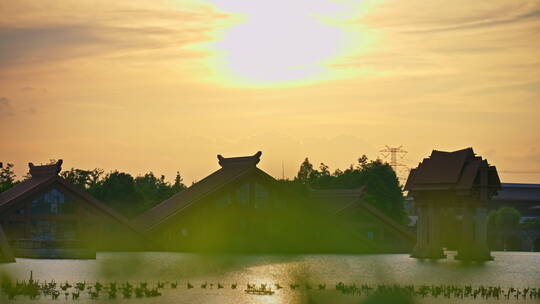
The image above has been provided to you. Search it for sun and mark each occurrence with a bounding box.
[202,0,372,87]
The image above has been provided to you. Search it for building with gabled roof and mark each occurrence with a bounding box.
[405,148,501,260]
[134,152,415,253]
[308,187,416,253]
[0,160,143,259]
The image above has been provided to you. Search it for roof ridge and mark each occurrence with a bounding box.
[217,151,262,168]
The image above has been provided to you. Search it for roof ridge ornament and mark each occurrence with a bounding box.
[217,151,262,168]
[28,159,63,177]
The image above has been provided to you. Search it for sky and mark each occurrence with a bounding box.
[1,0,539,184]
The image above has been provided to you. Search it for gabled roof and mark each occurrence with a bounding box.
[412,148,475,185]
[133,152,274,232]
[0,160,140,234]
[404,148,501,197]
[308,187,416,243]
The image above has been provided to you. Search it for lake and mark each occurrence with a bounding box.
[0,251,538,303]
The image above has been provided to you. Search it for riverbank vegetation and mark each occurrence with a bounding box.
[0,156,406,223]
[1,272,538,302]
[284,155,407,224]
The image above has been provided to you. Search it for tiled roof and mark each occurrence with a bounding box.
[0,161,140,235]
[0,176,56,211]
[308,187,416,243]
[404,148,501,196]
[133,152,270,231]
[412,148,474,185]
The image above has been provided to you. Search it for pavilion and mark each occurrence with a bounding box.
[405,148,501,260]
[0,160,143,259]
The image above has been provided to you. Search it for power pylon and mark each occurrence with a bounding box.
[380,145,408,180]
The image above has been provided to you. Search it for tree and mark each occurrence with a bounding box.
[319,163,330,176]
[61,168,104,190]
[173,171,186,192]
[92,171,139,216]
[357,155,369,169]
[0,163,17,192]
[295,158,319,184]
[488,207,521,250]
[291,155,408,224]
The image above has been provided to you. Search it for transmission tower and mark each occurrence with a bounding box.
[380,145,408,180]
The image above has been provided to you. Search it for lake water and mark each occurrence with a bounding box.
[0,251,538,303]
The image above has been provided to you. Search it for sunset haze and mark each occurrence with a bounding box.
[1,0,539,184]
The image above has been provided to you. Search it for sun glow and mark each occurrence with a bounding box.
[202,0,374,87]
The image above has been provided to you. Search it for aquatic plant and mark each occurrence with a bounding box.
[0,272,538,301]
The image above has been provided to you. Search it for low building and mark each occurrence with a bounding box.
[0,160,143,259]
[490,183,540,216]
[490,183,540,251]
[134,152,415,253]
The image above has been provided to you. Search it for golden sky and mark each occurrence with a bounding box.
[1,0,539,183]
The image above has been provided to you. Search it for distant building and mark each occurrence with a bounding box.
[490,183,540,217]
[405,182,540,252]
[134,152,415,253]
[490,183,540,251]
[0,160,143,259]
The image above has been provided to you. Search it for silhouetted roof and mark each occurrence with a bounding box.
[134,152,273,232]
[308,188,367,214]
[413,148,474,185]
[0,161,140,234]
[29,160,63,177]
[404,148,501,198]
[308,187,416,243]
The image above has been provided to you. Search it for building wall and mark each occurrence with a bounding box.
[149,175,413,253]
[154,178,291,252]
[0,183,140,255]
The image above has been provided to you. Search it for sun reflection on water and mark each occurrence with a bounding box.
[0,252,538,303]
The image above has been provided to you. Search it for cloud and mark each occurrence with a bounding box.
[0,97,14,117]
[356,0,540,32]
[0,24,213,68]
[404,9,540,33]
[0,2,229,70]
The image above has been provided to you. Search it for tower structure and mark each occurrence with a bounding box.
[405,148,501,261]
[380,145,408,181]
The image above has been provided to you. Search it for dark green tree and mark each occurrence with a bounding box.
[92,171,139,216]
[0,163,17,192]
[172,171,186,192]
[488,206,521,250]
[295,158,320,184]
[291,155,408,224]
[61,168,104,190]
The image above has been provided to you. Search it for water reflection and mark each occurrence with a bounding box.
[0,251,538,303]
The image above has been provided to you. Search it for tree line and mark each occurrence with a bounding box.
[1,156,407,223]
[284,155,408,225]
[0,163,186,218]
